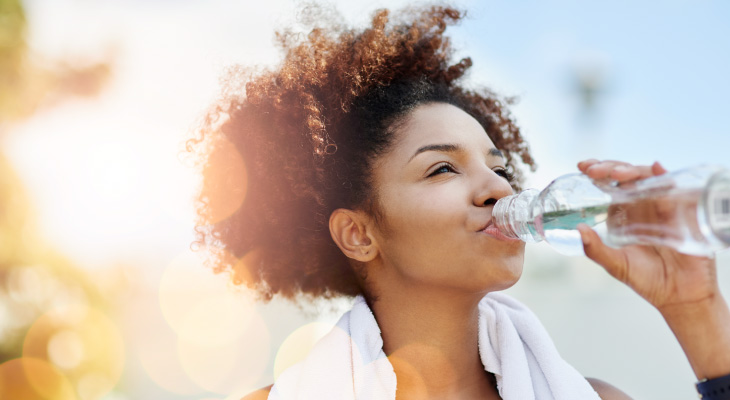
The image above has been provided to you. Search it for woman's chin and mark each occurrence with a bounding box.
[485,254,524,291]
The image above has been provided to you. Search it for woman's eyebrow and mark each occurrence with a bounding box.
[409,143,463,162]
[488,148,504,158]
[409,143,504,162]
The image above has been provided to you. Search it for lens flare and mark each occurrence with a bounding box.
[222,388,263,400]
[159,249,257,342]
[386,342,454,397]
[230,248,258,287]
[386,353,426,398]
[0,357,76,400]
[136,318,203,396]
[142,248,268,395]
[6,266,61,306]
[273,321,333,380]
[176,291,253,346]
[77,371,113,400]
[47,329,85,370]
[178,309,270,394]
[45,288,91,324]
[159,249,217,334]
[201,136,248,224]
[23,306,124,400]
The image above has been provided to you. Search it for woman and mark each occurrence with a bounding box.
[189,6,730,399]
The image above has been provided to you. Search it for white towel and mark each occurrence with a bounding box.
[269,293,600,400]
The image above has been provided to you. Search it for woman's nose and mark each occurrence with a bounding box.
[473,169,514,207]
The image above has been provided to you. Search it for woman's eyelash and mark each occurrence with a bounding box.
[427,163,456,177]
[427,164,514,182]
[494,168,515,182]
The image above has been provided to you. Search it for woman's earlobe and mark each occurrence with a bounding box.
[329,209,378,262]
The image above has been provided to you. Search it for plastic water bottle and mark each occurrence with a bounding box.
[493,165,730,256]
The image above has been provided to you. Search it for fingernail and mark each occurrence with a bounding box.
[577,224,591,245]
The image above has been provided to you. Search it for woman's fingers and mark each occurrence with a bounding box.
[583,160,632,180]
[579,159,620,177]
[577,224,629,283]
[577,159,668,183]
[586,161,637,181]
[608,165,654,182]
[577,159,600,172]
[652,161,668,175]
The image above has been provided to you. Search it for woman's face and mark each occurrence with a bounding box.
[369,102,525,294]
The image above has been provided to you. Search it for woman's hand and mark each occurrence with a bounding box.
[576,159,719,311]
[576,159,730,380]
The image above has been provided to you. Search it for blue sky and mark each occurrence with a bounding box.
[446,0,730,186]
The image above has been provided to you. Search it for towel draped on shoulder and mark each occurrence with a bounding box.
[269,293,600,400]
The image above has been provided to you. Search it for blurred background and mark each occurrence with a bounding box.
[1,0,728,399]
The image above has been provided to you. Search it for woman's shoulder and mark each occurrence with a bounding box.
[240,384,273,400]
[586,377,633,400]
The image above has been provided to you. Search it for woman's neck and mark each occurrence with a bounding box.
[370,284,500,399]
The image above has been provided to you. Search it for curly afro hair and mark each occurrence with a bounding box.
[188,5,535,302]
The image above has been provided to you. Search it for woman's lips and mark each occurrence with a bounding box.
[481,224,522,242]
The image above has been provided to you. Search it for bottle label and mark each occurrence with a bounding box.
[708,181,730,232]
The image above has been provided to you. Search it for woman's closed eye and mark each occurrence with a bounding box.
[427,164,514,182]
[493,168,515,182]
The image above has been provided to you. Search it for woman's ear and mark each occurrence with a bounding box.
[329,208,378,262]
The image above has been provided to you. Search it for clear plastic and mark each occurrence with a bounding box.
[493,165,730,256]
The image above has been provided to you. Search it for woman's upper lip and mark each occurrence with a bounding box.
[478,218,493,232]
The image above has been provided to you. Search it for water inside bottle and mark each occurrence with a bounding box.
[536,205,609,256]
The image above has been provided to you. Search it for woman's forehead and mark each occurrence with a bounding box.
[392,103,496,156]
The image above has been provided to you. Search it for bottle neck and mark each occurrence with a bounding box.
[493,189,542,243]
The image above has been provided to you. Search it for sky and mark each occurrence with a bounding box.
[5,0,729,270]
[3,1,729,398]
[459,0,730,178]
